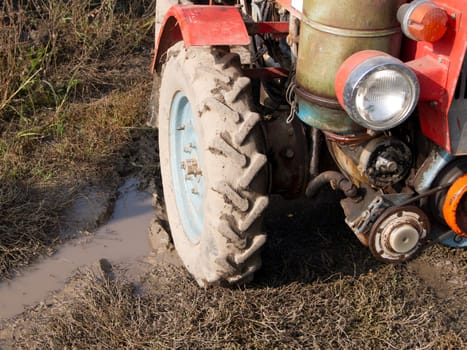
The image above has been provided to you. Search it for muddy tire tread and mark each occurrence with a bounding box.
[158,43,268,286]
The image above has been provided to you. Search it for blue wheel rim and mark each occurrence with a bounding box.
[170,92,205,243]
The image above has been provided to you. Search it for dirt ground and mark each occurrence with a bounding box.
[0,140,465,348]
[0,1,466,349]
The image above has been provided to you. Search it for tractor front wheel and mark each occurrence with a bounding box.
[157,42,269,286]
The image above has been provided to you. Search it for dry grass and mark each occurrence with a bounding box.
[0,85,153,277]
[9,256,465,350]
[0,0,155,278]
[0,181,74,277]
[6,199,466,349]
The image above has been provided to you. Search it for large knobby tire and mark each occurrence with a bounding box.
[157,42,269,286]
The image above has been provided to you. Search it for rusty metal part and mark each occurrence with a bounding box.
[341,180,450,247]
[341,187,386,246]
[305,171,358,199]
[359,137,412,188]
[294,85,342,110]
[340,173,461,252]
[287,14,300,63]
[340,184,419,247]
[181,158,202,176]
[323,130,377,145]
[327,135,412,189]
[369,206,430,263]
[327,139,367,187]
[262,110,309,198]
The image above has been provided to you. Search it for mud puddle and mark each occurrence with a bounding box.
[0,178,156,321]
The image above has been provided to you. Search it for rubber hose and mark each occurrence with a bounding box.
[305,171,358,198]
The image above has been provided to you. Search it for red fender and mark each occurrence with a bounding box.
[151,5,250,73]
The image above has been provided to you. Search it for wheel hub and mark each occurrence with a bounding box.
[387,224,419,254]
[170,92,204,243]
[369,206,430,263]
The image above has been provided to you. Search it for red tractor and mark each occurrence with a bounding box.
[149,0,467,286]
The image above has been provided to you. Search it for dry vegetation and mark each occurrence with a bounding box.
[5,198,467,349]
[0,1,466,349]
[0,0,155,278]
[7,250,466,349]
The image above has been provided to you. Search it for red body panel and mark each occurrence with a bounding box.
[167,6,249,46]
[401,0,467,154]
[154,1,467,155]
[152,5,249,72]
[245,21,289,37]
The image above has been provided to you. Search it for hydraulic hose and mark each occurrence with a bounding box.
[305,171,358,199]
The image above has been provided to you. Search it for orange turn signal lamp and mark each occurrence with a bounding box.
[443,174,467,238]
[397,0,448,42]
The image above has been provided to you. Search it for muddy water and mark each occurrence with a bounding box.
[0,179,154,320]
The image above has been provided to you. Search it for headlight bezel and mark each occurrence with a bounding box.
[336,51,420,131]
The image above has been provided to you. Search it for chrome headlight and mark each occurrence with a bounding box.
[336,51,420,131]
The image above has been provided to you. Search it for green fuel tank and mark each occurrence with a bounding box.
[295,0,407,134]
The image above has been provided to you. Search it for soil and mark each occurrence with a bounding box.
[0,160,465,348]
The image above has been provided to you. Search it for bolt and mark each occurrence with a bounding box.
[387,162,398,172]
[429,101,439,108]
[285,148,295,159]
[338,178,358,198]
[184,143,196,153]
[375,156,398,173]
[185,158,202,176]
[451,13,457,20]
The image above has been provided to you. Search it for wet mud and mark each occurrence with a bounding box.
[0,178,159,320]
